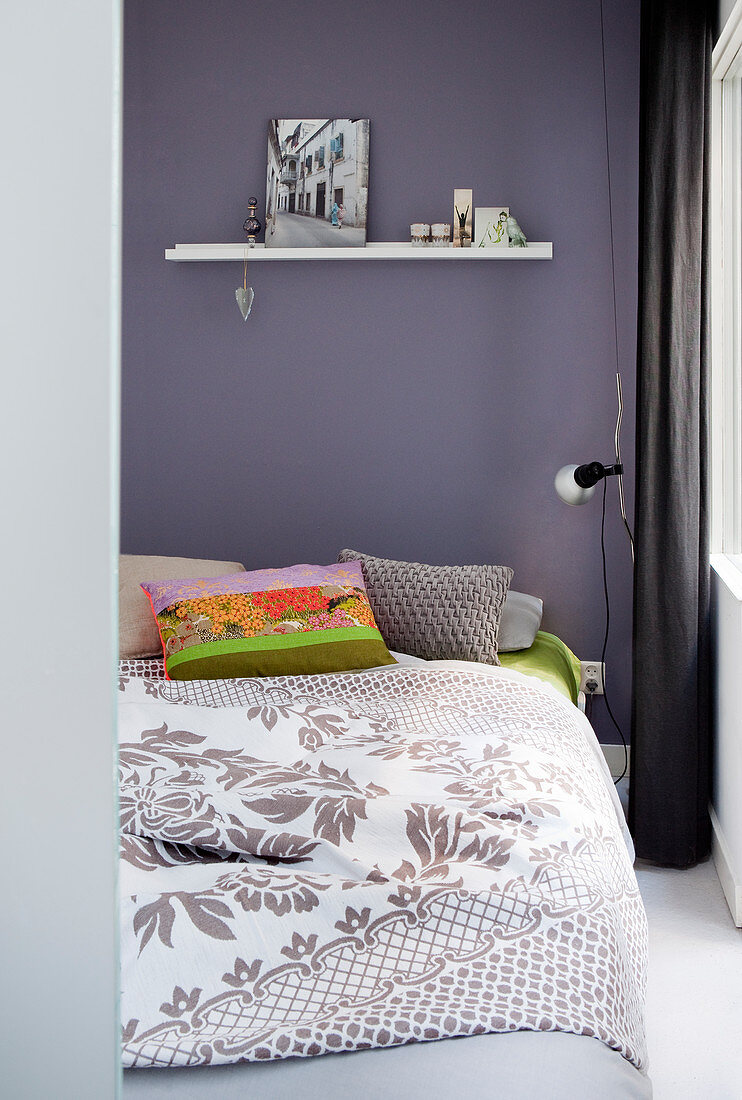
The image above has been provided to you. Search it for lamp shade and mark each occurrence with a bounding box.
[555,464,598,506]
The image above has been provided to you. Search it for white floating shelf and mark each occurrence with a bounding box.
[165,241,553,262]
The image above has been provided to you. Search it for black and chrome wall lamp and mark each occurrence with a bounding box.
[554,373,635,563]
[554,459,624,507]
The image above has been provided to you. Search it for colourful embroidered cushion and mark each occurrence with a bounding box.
[140,561,396,680]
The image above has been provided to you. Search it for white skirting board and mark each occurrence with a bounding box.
[601,743,630,777]
[710,805,742,926]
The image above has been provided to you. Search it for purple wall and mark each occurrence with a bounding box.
[122,0,640,743]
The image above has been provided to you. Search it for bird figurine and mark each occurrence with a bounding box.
[499,211,528,248]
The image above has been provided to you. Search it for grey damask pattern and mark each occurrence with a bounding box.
[118,663,647,1071]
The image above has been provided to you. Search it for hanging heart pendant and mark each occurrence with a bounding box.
[235,286,254,321]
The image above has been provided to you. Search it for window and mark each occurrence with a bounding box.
[318,145,325,168]
[711,13,742,556]
[331,133,344,159]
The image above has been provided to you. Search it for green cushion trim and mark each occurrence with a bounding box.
[498,630,581,704]
[166,626,396,680]
[166,625,383,668]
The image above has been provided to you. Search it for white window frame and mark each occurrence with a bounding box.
[711,1,742,558]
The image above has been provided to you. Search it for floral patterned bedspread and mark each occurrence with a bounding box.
[118,660,647,1070]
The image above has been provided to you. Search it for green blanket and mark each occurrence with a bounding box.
[499,630,581,704]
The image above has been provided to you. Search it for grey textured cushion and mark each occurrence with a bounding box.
[119,554,246,658]
[337,549,513,664]
[498,590,544,652]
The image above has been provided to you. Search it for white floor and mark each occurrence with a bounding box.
[636,859,742,1099]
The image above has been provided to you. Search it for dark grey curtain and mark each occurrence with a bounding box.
[629,0,713,867]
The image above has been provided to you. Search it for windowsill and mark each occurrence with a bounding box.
[711,554,742,602]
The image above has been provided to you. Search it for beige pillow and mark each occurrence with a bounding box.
[119,554,246,658]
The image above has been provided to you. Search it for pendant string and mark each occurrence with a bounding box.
[614,372,636,562]
[599,0,620,381]
[599,0,635,562]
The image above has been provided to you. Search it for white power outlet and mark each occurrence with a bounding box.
[580,660,605,695]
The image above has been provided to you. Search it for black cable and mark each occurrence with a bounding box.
[599,476,629,784]
[599,0,621,386]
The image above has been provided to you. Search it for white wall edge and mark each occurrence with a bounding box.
[0,0,122,1091]
[710,805,742,926]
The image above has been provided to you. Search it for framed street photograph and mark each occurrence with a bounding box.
[265,119,370,248]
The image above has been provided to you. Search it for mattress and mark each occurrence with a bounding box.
[118,652,649,1096]
[123,1028,651,1099]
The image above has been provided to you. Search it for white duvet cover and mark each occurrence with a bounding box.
[118,659,647,1072]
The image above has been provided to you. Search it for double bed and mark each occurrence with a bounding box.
[117,553,649,1096]
[118,637,649,1097]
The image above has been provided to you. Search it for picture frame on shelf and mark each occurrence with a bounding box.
[265,119,370,248]
[453,189,473,248]
[474,206,510,248]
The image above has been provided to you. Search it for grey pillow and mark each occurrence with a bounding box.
[498,590,544,652]
[337,549,513,664]
[119,554,246,658]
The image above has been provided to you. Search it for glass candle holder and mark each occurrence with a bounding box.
[410,223,430,246]
[431,223,451,246]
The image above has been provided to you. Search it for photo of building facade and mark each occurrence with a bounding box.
[265,118,369,248]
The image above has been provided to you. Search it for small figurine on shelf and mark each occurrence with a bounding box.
[499,211,528,248]
[243,196,262,246]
